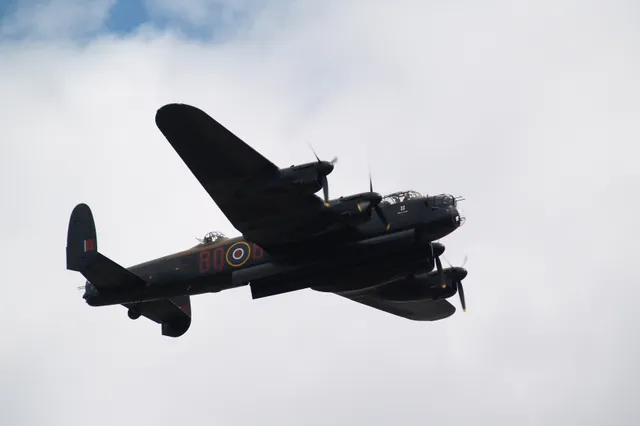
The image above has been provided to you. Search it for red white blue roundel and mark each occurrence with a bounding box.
[225,242,251,267]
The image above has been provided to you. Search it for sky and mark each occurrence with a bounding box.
[1,0,639,425]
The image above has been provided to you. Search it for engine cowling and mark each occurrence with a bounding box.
[266,160,335,196]
[260,167,321,195]
[375,267,466,302]
[324,192,383,225]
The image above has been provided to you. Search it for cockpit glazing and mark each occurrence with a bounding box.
[380,190,423,206]
[198,231,228,245]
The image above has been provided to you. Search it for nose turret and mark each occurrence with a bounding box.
[419,197,464,240]
[451,207,464,228]
[433,205,461,230]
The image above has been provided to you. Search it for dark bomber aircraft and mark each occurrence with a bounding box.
[66,103,468,338]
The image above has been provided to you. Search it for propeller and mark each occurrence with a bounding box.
[368,169,390,231]
[435,255,445,289]
[309,145,337,203]
[428,242,464,309]
[429,237,445,289]
[443,255,468,312]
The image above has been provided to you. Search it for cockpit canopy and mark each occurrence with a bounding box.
[380,190,423,206]
[380,190,459,208]
[198,231,228,245]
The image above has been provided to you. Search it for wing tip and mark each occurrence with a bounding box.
[155,103,215,135]
[156,102,199,118]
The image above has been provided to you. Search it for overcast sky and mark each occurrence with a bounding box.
[1,1,639,425]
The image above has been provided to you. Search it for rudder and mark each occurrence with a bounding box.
[66,203,98,272]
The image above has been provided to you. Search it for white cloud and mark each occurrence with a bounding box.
[1,1,640,425]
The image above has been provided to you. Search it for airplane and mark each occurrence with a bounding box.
[66,103,468,338]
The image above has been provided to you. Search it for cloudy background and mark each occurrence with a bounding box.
[1,0,639,425]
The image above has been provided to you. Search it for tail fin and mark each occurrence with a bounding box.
[66,203,98,272]
[66,203,145,290]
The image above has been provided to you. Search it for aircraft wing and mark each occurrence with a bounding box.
[155,103,327,250]
[337,290,456,321]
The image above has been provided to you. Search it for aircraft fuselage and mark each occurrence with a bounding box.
[83,227,441,307]
[82,194,463,312]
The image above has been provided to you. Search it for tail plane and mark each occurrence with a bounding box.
[66,203,192,338]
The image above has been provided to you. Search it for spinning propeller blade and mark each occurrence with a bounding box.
[309,145,337,203]
[435,256,445,288]
[368,169,390,231]
[458,282,466,312]
[369,170,373,193]
[443,255,468,312]
[320,174,329,203]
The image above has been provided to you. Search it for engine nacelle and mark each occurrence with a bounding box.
[262,161,335,196]
[375,267,465,302]
[326,199,372,224]
[281,166,323,193]
[324,192,383,225]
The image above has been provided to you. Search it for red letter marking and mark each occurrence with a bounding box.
[252,244,264,261]
[213,247,225,271]
[199,250,211,273]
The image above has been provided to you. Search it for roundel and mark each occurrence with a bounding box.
[225,242,251,267]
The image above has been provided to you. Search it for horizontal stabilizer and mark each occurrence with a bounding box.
[125,295,192,338]
[84,252,147,290]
